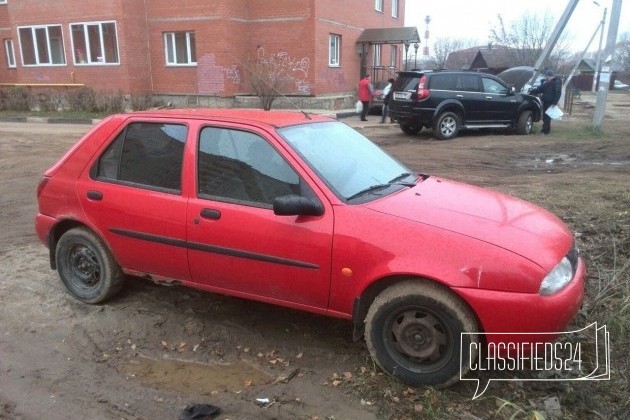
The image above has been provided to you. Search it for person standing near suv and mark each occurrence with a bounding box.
[381,78,395,124]
[531,69,562,135]
[358,74,374,121]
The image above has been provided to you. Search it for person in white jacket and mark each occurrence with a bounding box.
[380,78,395,124]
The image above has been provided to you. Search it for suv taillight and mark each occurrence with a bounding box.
[416,76,430,101]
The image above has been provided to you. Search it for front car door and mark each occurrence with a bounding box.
[186,124,334,312]
[477,76,517,122]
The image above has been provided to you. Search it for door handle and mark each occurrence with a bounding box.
[485,96,493,100]
[87,190,103,201]
[200,208,221,220]
[456,94,464,99]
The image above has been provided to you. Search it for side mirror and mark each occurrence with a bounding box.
[273,195,324,216]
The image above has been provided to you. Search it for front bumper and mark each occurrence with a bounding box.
[453,257,586,345]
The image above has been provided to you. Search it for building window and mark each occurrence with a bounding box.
[164,32,196,66]
[4,39,16,68]
[0,1,7,5]
[70,21,119,65]
[373,44,382,66]
[18,25,66,66]
[392,0,399,18]
[390,45,397,67]
[329,34,340,66]
[375,0,383,12]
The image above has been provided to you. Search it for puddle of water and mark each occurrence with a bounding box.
[116,355,272,394]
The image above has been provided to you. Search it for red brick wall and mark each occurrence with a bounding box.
[1,0,406,97]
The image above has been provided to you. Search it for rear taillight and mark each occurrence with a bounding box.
[37,176,50,198]
[416,76,430,100]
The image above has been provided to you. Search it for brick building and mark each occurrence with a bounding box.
[0,0,416,109]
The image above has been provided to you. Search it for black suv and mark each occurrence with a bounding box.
[388,71,542,140]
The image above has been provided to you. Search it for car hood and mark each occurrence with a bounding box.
[366,176,572,269]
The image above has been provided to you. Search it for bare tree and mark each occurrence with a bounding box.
[245,57,288,111]
[613,33,630,73]
[490,12,571,70]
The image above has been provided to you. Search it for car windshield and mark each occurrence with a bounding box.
[278,121,417,202]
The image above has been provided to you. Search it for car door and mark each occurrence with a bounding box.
[476,76,518,122]
[186,124,334,311]
[78,120,191,282]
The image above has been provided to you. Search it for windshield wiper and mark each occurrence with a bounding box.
[346,184,392,201]
[388,172,417,186]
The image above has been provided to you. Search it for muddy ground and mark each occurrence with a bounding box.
[1,92,628,419]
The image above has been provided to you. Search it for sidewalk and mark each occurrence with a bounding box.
[0,108,399,130]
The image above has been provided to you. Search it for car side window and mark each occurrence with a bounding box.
[482,78,509,95]
[198,127,300,206]
[430,74,458,90]
[94,122,187,192]
[457,75,480,92]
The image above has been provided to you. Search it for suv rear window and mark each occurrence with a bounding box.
[394,74,420,92]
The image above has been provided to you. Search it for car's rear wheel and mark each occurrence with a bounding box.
[433,111,460,140]
[365,280,479,387]
[400,123,422,135]
[56,227,124,304]
[516,110,533,135]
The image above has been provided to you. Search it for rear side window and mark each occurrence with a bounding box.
[457,75,480,92]
[94,122,187,192]
[429,74,458,90]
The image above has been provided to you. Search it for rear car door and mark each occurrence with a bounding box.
[186,124,334,311]
[78,120,191,282]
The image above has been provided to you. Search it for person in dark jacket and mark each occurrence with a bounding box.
[531,69,562,135]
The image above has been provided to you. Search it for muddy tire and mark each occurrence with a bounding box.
[433,111,460,140]
[516,110,533,135]
[55,227,124,304]
[365,280,479,387]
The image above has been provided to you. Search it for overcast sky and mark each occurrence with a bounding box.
[404,0,630,53]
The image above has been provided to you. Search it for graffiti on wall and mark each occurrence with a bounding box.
[225,65,241,85]
[255,48,311,95]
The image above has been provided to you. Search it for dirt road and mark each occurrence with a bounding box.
[1,92,628,419]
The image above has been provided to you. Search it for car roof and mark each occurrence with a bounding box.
[119,108,334,128]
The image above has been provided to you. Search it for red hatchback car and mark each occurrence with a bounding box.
[36,109,585,387]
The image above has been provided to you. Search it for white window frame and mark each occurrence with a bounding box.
[70,21,120,65]
[329,34,341,67]
[4,39,16,68]
[373,44,382,66]
[0,1,7,5]
[17,24,66,67]
[164,31,197,66]
[375,0,383,12]
[392,0,399,18]
[390,45,397,67]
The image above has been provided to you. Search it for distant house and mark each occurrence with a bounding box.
[445,45,537,75]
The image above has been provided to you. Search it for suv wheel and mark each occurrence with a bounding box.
[516,110,533,135]
[400,123,422,135]
[433,111,460,140]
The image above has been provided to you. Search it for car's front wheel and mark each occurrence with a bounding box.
[56,227,124,304]
[365,280,479,387]
[516,110,534,135]
[433,111,460,140]
[399,123,422,135]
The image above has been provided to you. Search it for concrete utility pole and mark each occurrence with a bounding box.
[528,0,580,85]
[592,7,608,92]
[593,0,623,130]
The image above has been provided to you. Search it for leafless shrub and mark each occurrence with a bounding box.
[66,87,98,112]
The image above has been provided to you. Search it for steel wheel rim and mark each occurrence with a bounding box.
[68,245,102,289]
[383,306,454,373]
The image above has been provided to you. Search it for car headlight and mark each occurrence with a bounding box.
[539,257,573,295]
